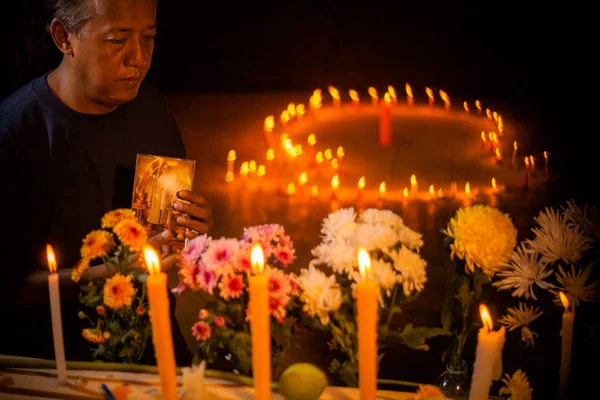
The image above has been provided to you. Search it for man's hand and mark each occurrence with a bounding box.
[173,190,213,237]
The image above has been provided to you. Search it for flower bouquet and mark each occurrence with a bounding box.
[173,224,301,377]
[71,209,152,363]
[299,208,448,387]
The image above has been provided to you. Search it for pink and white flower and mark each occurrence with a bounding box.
[192,321,211,341]
[218,274,245,300]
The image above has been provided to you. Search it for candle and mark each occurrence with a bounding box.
[280,110,290,127]
[331,174,340,199]
[287,103,296,119]
[410,174,418,196]
[469,304,506,400]
[524,157,530,189]
[295,104,306,119]
[480,132,487,156]
[336,146,344,169]
[356,248,378,399]
[379,93,392,146]
[379,181,386,199]
[46,245,67,384]
[559,292,574,399]
[429,185,435,199]
[226,150,236,182]
[349,89,360,106]
[405,83,414,107]
[475,100,482,115]
[486,108,492,120]
[310,89,323,109]
[368,87,378,106]
[144,246,178,400]
[511,141,518,169]
[425,87,434,108]
[249,243,271,399]
[544,151,549,179]
[307,133,316,160]
[357,176,366,198]
[387,85,397,104]
[464,101,469,114]
[439,90,450,111]
[328,85,341,107]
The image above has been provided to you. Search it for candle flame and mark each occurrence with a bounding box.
[337,146,344,158]
[331,174,340,190]
[379,181,386,194]
[525,157,530,167]
[429,185,435,196]
[403,187,409,198]
[405,83,413,99]
[248,160,257,173]
[287,103,296,118]
[479,304,493,331]
[324,149,333,160]
[481,131,487,142]
[307,133,316,146]
[358,176,366,190]
[316,152,324,163]
[266,148,275,161]
[287,183,296,195]
[280,110,290,124]
[46,244,57,273]
[384,92,392,105]
[357,247,371,279]
[529,156,535,167]
[310,89,323,108]
[328,85,340,100]
[438,188,443,198]
[368,87,378,99]
[492,111,498,121]
[559,291,570,310]
[264,116,275,132]
[331,158,339,169]
[463,101,469,112]
[465,182,471,196]
[257,165,266,177]
[298,172,308,185]
[486,109,492,119]
[227,150,236,161]
[492,178,497,192]
[544,151,548,160]
[439,90,449,103]
[410,174,417,186]
[311,185,319,197]
[387,85,397,99]
[514,141,518,150]
[475,100,481,110]
[296,104,306,116]
[495,147,502,160]
[240,162,249,176]
[425,87,433,99]
[349,89,359,102]
[250,243,265,274]
[144,245,160,276]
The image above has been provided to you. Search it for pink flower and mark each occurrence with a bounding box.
[177,259,203,292]
[180,234,211,267]
[267,267,292,297]
[235,242,253,273]
[198,268,218,294]
[198,309,209,320]
[275,245,296,267]
[288,274,300,296]
[218,274,245,300]
[269,296,287,323]
[202,238,239,273]
[214,316,225,327]
[242,224,291,259]
[192,321,211,341]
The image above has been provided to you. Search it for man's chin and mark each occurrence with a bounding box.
[110,87,140,104]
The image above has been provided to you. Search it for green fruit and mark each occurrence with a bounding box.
[278,363,328,400]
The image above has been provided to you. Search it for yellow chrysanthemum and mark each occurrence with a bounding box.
[82,328,106,344]
[71,258,90,283]
[112,219,148,252]
[80,230,115,260]
[101,208,136,229]
[103,273,136,310]
[445,205,517,276]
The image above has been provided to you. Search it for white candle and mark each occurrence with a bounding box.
[469,304,506,400]
[559,292,574,398]
[46,245,67,384]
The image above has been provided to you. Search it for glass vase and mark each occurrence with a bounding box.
[434,358,468,398]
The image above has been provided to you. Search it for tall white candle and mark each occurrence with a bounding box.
[46,245,67,384]
[469,304,506,400]
[559,292,574,399]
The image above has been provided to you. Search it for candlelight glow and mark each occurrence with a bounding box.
[368,87,378,99]
[384,92,392,105]
[357,247,371,279]
[316,152,324,164]
[464,101,469,112]
[544,150,548,160]
[46,244,57,273]
[266,148,275,161]
[387,85,397,100]
[481,131,487,142]
[495,147,502,161]
[465,182,471,196]
[144,245,160,276]
[479,304,493,331]
[358,176,366,190]
[250,243,265,274]
[438,188,443,198]
[429,185,435,196]
[264,116,275,132]
[296,104,306,116]
[403,188,409,198]
[227,150,236,161]
[525,157,530,168]
[439,90,450,104]
[286,183,296,195]
[298,172,308,185]
[328,85,340,100]
[405,83,413,99]
[280,110,290,124]
[311,185,319,197]
[307,133,316,146]
[349,89,359,102]
[287,103,296,118]
[559,291,570,310]
[331,158,339,169]
[486,109,492,119]
[337,146,344,158]
[379,181,386,195]
[310,89,323,109]
[425,87,434,99]
[492,111,498,121]
[514,141,518,151]
[257,165,266,177]
[240,162,249,176]
[410,174,417,187]
[225,171,234,182]
[331,174,340,191]
[530,156,535,168]
[248,160,257,173]
[475,100,481,111]
[492,178,498,192]
[324,149,333,160]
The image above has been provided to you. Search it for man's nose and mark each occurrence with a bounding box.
[125,38,150,69]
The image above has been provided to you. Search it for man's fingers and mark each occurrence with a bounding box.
[147,230,173,248]
[173,201,210,220]
[177,190,208,206]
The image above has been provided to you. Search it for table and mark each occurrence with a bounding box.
[0,356,413,399]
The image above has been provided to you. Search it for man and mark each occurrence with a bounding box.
[0,0,211,365]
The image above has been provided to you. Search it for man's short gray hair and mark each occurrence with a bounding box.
[46,0,96,36]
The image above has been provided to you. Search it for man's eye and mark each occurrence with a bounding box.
[144,35,155,40]
[109,39,125,44]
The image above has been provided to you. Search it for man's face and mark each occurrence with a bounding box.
[70,0,157,106]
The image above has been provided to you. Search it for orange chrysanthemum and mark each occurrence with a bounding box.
[80,230,115,260]
[82,328,106,344]
[112,219,147,252]
[101,208,136,229]
[103,273,136,310]
[71,258,90,283]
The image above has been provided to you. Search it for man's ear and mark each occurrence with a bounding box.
[49,19,74,56]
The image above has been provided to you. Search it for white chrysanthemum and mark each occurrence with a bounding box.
[359,208,404,230]
[353,223,399,251]
[297,265,343,326]
[498,302,543,347]
[526,207,592,264]
[385,246,427,296]
[310,240,357,275]
[493,244,555,300]
[320,207,358,243]
[562,199,600,241]
[551,264,599,307]
[372,259,400,296]
[499,369,533,400]
[398,225,424,251]
[181,360,207,398]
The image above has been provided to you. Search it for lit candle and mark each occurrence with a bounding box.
[356,248,378,399]
[511,141,518,169]
[439,89,450,111]
[307,133,317,160]
[480,132,487,156]
[425,87,434,108]
[357,176,366,198]
[310,89,323,109]
[46,245,67,384]
[544,151,549,179]
[486,108,492,120]
[410,174,418,196]
[464,101,469,114]
[328,85,341,107]
[524,157,530,189]
[379,93,392,146]
[349,89,360,106]
[429,184,435,199]
[144,246,178,400]
[368,87,379,106]
[226,150,236,182]
[331,174,340,199]
[529,155,536,176]
[287,103,296,119]
[387,85,397,104]
[298,171,308,196]
[296,104,306,119]
[280,110,290,127]
[379,181,386,199]
[495,147,503,164]
[310,185,319,198]
[286,183,296,195]
[559,292,574,399]
[469,304,506,400]
[249,243,271,399]
[264,116,275,133]
[336,146,345,169]
[475,100,482,115]
[405,83,414,107]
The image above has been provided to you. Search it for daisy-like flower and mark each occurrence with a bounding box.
[498,302,543,347]
[201,238,239,273]
[310,240,357,275]
[499,369,533,400]
[353,223,399,252]
[267,267,292,297]
[242,223,291,259]
[444,205,517,276]
[297,265,343,326]
[82,328,106,344]
[562,199,600,242]
[71,258,90,283]
[493,244,555,300]
[412,384,448,399]
[191,321,211,341]
[103,273,136,310]
[112,219,148,252]
[235,241,253,273]
[176,258,204,293]
[100,208,136,229]
[526,207,592,265]
[268,295,288,323]
[218,274,245,300]
[180,234,212,268]
[551,264,599,307]
[398,225,425,252]
[274,242,296,267]
[319,207,358,243]
[80,230,115,260]
[371,259,400,297]
[386,246,428,297]
[360,208,404,230]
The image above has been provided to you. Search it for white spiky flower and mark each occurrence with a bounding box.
[499,369,533,400]
[498,302,543,347]
[526,207,592,265]
[551,264,599,307]
[493,243,555,300]
[562,199,600,241]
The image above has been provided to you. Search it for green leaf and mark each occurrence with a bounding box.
[118,346,135,358]
[456,281,472,315]
[84,295,102,307]
[386,324,450,350]
[441,297,458,331]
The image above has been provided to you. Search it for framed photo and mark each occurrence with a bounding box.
[131,154,196,246]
